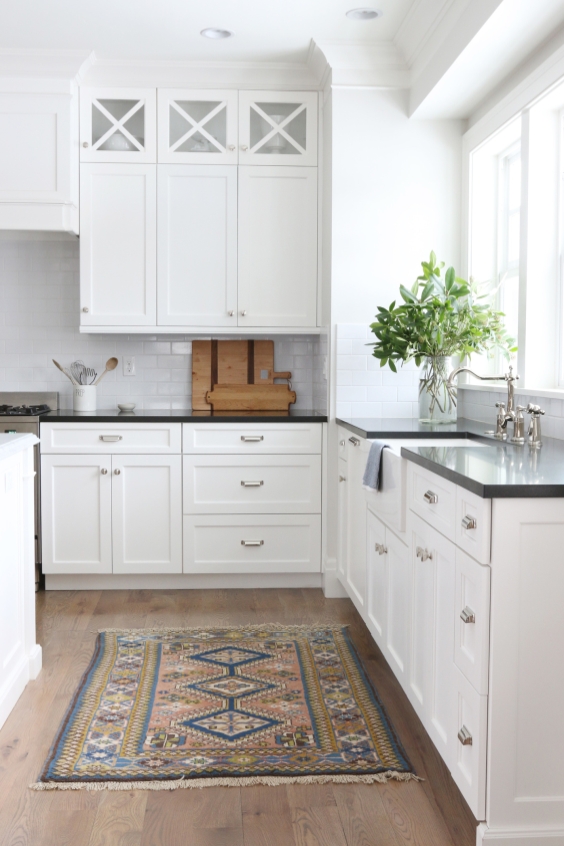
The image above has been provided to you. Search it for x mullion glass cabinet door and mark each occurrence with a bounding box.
[158,89,238,164]
[80,88,156,163]
[238,91,317,167]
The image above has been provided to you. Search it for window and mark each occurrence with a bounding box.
[496,143,521,360]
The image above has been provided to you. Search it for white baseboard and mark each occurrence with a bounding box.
[323,568,349,598]
[45,573,324,591]
[0,657,29,733]
[28,645,42,680]
[477,823,564,845]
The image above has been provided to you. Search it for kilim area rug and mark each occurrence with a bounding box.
[32,625,418,790]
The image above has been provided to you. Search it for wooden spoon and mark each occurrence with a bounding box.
[94,357,118,386]
[53,359,79,386]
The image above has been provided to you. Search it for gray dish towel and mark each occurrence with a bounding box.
[362,441,390,491]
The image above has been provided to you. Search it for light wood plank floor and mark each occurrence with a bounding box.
[0,588,477,846]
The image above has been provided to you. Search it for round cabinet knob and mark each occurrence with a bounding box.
[82,141,89,148]
[228,145,236,151]
[228,310,234,317]
[82,307,89,313]
[101,468,108,475]
[241,310,247,317]
[114,469,121,475]
[241,145,249,151]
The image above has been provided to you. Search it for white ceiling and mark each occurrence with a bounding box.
[0,0,416,65]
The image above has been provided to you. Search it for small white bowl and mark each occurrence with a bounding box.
[117,403,136,412]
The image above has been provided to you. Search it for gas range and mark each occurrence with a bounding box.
[0,403,52,417]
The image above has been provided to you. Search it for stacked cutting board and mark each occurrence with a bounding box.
[192,340,296,412]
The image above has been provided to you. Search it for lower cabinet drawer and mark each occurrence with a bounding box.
[183,455,321,514]
[183,423,321,454]
[408,462,456,541]
[183,514,321,574]
[451,665,488,821]
[40,422,181,454]
[456,486,491,565]
[454,548,491,695]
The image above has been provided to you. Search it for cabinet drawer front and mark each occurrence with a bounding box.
[408,463,456,541]
[454,549,491,695]
[183,423,321,454]
[183,514,321,574]
[456,486,491,564]
[183,455,321,514]
[451,665,487,821]
[40,423,181,454]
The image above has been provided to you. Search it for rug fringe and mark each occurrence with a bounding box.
[30,772,422,791]
[95,623,350,634]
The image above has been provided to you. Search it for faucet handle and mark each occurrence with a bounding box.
[526,403,545,416]
[516,405,527,414]
[495,401,506,411]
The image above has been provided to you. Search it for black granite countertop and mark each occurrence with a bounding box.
[337,416,564,497]
[42,408,327,424]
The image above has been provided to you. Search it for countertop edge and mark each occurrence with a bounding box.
[40,412,328,424]
[0,433,39,461]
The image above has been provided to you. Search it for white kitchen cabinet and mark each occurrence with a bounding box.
[112,455,182,574]
[41,454,112,575]
[157,164,237,326]
[238,91,318,166]
[366,510,387,641]
[0,83,78,233]
[183,422,322,455]
[344,437,367,611]
[337,457,347,580]
[80,163,157,327]
[238,166,317,327]
[158,90,238,164]
[80,88,156,163]
[382,522,411,691]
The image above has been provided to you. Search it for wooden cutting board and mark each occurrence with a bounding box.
[205,384,297,412]
[192,340,292,410]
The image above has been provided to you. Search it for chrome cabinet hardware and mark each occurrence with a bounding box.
[460,606,476,624]
[348,437,360,447]
[241,435,264,442]
[424,490,438,504]
[339,475,346,482]
[228,144,236,151]
[462,515,477,530]
[416,546,433,562]
[114,469,121,475]
[241,145,249,151]
[82,141,89,148]
[241,310,247,316]
[241,539,264,547]
[99,435,123,442]
[228,310,234,316]
[458,725,473,746]
[82,307,89,313]
[374,543,387,555]
[101,468,108,475]
[339,439,345,447]
[241,480,264,487]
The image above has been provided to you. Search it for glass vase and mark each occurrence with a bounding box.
[418,355,457,424]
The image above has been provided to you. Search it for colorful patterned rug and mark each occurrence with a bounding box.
[33,625,418,790]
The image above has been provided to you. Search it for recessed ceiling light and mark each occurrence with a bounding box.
[346,8,383,20]
[200,28,233,39]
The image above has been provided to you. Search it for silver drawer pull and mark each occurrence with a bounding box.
[458,725,473,746]
[99,435,123,442]
[416,546,433,562]
[374,543,387,555]
[339,475,346,482]
[424,490,438,504]
[241,540,264,547]
[241,480,264,487]
[339,440,345,447]
[348,436,360,447]
[241,436,264,442]
[462,515,477,530]
[101,468,108,475]
[460,606,476,624]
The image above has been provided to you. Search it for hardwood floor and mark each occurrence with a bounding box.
[0,588,477,846]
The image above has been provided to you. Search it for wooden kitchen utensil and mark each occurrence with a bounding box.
[205,384,297,412]
[94,357,118,386]
[192,340,292,410]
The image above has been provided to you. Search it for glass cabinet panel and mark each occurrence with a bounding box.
[92,99,145,153]
[239,91,318,167]
[158,90,238,164]
[81,89,156,162]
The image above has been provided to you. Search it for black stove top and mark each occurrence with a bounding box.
[0,404,52,416]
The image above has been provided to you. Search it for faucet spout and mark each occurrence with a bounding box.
[447,364,520,424]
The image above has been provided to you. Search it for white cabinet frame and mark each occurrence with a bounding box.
[238,91,318,166]
[158,89,238,164]
[80,87,156,163]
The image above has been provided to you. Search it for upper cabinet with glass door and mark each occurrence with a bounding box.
[80,88,156,163]
[158,90,238,164]
[238,91,317,166]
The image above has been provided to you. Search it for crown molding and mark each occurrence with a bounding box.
[82,57,319,89]
[0,48,95,83]
[394,0,457,69]
[311,40,409,89]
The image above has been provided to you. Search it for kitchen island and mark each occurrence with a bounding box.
[336,416,564,846]
[0,433,42,731]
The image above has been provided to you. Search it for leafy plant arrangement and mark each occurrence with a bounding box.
[369,252,517,420]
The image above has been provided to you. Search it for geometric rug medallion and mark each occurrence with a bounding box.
[33,625,418,790]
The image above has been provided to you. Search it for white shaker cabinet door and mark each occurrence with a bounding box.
[337,457,348,581]
[383,527,411,693]
[158,90,238,164]
[80,164,157,326]
[41,454,112,574]
[238,91,317,166]
[345,440,367,613]
[111,455,182,574]
[157,165,237,326]
[238,166,317,328]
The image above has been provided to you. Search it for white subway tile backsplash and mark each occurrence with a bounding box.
[0,239,327,412]
[351,401,382,416]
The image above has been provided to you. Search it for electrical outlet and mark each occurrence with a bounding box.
[123,356,136,376]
